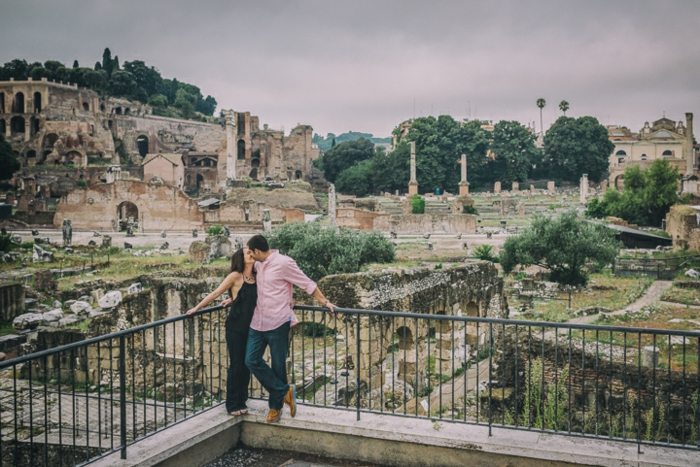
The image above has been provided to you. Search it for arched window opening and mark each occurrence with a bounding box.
[30,117,39,136]
[12,92,24,113]
[10,116,25,135]
[124,108,131,115]
[26,150,36,159]
[63,151,82,166]
[117,201,139,231]
[295,170,302,179]
[0,92,5,113]
[136,135,149,157]
[0,119,5,136]
[237,139,245,160]
[662,150,673,157]
[641,153,648,161]
[82,102,89,112]
[100,103,106,112]
[115,107,122,115]
[394,326,414,350]
[33,92,41,113]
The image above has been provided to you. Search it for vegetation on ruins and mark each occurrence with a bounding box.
[473,244,497,262]
[318,138,376,183]
[268,222,394,281]
[410,194,425,214]
[0,134,20,181]
[542,116,613,182]
[586,159,681,227]
[0,48,217,120]
[499,211,619,286]
[313,131,390,152]
[490,120,539,185]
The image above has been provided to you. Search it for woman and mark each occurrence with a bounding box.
[186,247,256,415]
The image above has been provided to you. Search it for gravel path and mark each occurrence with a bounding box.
[204,446,381,467]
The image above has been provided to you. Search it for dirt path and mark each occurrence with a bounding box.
[568,280,673,325]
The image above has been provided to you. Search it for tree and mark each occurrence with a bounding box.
[335,159,373,196]
[587,159,679,226]
[108,70,137,98]
[489,120,539,185]
[500,211,619,286]
[268,223,394,281]
[72,60,80,69]
[0,135,20,181]
[102,47,113,75]
[536,98,546,136]
[320,138,375,183]
[403,115,489,191]
[559,100,570,115]
[542,116,613,182]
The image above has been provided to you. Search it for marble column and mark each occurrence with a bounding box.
[458,153,469,196]
[580,174,589,204]
[328,183,337,228]
[224,110,237,181]
[408,141,418,196]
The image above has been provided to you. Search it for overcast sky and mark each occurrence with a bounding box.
[1,0,699,137]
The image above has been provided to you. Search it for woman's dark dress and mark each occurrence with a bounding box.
[225,281,257,412]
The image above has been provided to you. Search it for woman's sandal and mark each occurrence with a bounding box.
[228,408,248,416]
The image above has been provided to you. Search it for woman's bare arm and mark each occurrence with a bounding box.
[186,272,241,315]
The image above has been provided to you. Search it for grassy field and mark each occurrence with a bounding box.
[513,272,654,322]
[661,286,700,306]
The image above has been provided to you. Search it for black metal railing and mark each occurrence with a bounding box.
[1,304,699,466]
[285,306,700,453]
[0,304,228,466]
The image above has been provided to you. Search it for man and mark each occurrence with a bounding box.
[245,234,336,423]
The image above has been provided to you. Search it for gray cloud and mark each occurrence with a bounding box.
[1,0,698,136]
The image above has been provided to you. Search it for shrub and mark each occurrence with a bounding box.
[207,224,224,236]
[268,222,395,281]
[473,244,496,262]
[462,205,478,215]
[411,194,425,214]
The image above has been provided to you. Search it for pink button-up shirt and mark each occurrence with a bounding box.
[250,250,317,332]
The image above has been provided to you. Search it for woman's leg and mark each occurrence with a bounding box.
[229,330,250,410]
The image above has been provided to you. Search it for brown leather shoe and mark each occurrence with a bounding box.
[266,408,281,423]
[283,385,297,417]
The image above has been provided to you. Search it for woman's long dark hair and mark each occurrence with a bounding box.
[230,248,245,273]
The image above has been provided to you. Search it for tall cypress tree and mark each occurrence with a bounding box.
[102,47,113,75]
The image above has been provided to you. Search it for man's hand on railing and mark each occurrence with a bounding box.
[324,300,337,316]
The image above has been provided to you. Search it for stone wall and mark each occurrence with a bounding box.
[665,204,700,250]
[53,179,204,230]
[315,263,505,390]
[0,282,25,322]
[336,208,388,230]
[374,213,477,234]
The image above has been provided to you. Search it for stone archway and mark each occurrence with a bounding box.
[10,116,25,135]
[63,150,82,166]
[33,92,41,113]
[117,201,139,231]
[136,134,149,157]
[12,92,24,113]
[614,174,624,191]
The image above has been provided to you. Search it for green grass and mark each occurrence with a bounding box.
[513,273,653,323]
[0,321,15,336]
[661,286,700,306]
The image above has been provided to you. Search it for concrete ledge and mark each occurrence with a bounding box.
[94,400,697,467]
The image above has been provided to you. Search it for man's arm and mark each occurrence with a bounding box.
[311,287,335,313]
[285,258,336,312]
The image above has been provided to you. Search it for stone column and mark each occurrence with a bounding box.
[580,174,589,204]
[224,110,237,181]
[686,112,694,174]
[328,183,337,228]
[547,180,556,194]
[262,209,272,233]
[511,181,519,192]
[408,141,418,196]
[494,181,501,193]
[458,153,469,196]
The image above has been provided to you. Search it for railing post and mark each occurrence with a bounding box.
[119,335,127,459]
[356,314,361,421]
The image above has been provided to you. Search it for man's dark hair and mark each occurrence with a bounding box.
[247,234,270,252]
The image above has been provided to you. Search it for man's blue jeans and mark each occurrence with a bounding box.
[245,322,290,409]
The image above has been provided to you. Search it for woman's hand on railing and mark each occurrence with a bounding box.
[221,297,233,307]
[185,307,199,316]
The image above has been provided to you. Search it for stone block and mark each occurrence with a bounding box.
[13,312,44,330]
[99,290,123,309]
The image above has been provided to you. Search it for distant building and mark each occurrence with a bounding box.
[607,113,695,190]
